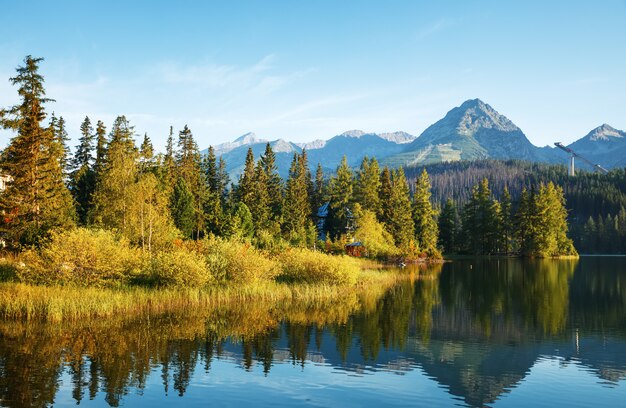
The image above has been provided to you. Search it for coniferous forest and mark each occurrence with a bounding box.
[0,56,585,296]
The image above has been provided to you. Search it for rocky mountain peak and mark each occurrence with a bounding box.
[454,99,519,136]
[586,124,624,142]
[234,132,262,144]
[340,130,366,138]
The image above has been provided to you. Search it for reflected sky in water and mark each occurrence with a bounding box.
[2,257,626,407]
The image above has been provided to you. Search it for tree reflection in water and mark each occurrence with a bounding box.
[1,258,626,407]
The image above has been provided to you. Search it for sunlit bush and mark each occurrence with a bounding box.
[191,236,279,284]
[148,249,212,287]
[16,228,144,286]
[277,248,360,285]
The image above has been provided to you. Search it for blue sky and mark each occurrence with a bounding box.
[1,0,625,150]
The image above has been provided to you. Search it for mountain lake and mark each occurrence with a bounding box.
[1,256,625,407]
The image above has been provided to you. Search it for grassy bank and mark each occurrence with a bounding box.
[0,268,426,322]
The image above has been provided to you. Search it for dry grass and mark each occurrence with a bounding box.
[0,267,416,322]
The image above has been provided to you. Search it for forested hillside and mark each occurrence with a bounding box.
[405,160,626,254]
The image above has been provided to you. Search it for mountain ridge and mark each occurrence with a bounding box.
[201,99,625,179]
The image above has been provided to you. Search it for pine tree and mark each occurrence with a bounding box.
[202,146,223,234]
[463,178,504,255]
[175,125,208,239]
[387,168,415,250]
[237,148,256,208]
[162,125,176,192]
[378,166,393,225]
[283,153,311,242]
[91,115,138,232]
[259,143,283,221]
[70,116,96,224]
[139,133,154,171]
[170,177,195,238]
[438,199,458,253]
[216,157,230,205]
[312,163,326,213]
[93,120,107,177]
[0,56,74,247]
[355,157,381,216]
[327,155,354,239]
[56,115,71,179]
[500,186,513,254]
[249,162,270,229]
[412,169,438,255]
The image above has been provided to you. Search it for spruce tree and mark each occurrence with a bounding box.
[249,162,270,229]
[283,152,311,241]
[162,125,176,192]
[170,177,195,238]
[93,120,107,177]
[0,56,74,247]
[378,166,393,225]
[500,186,513,254]
[387,168,415,250]
[327,155,354,238]
[202,146,223,235]
[412,169,438,255]
[355,157,381,216]
[140,133,154,164]
[259,143,283,221]
[438,199,458,253]
[312,163,326,213]
[175,125,208,239]
[237,148,256,208]
[91,115,138,232]
[70,116,96,224]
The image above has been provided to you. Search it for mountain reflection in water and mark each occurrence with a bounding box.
[1,257,626,407]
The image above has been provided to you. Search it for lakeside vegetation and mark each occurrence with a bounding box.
[0,56,580,321]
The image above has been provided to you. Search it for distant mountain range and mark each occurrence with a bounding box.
[202,99,626,179]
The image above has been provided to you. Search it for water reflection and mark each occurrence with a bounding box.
[1,258,626,407]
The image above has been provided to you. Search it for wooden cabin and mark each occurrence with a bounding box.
[345,241,366,257]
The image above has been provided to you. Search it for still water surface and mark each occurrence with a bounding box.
[2,257,626,407]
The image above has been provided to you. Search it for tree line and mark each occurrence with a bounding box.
[406,160,626,254]
[0,56,442,259]
[0,56,579,259]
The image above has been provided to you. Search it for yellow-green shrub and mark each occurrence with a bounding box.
[277,249,360,285]
[148,249,212,287]
[191,237,279,284]
[0,259,17,282]
[16,228,144,286]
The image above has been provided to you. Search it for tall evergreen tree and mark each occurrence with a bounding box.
[249,162,271,229]
[161,125,176,192]
[355,157,381,216]
[259,143,283,221]
[461,178,503,255]
[170,177,195,238]
[138,133,155,175]
[438,199,458,253]
[70,116,96,224]
[500,186,513,254]
[412,169,439,255]
[91,115,138,232]
[387,168,415,250]
[283,152,311,240]
[93,120,107,177]
[327,155,354,239]
[0,55,74,247]
[311,163,326,214]
[175,125,207,239]
[378,166,393,225]
[202,146,223,235]
[237,148,256,208]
